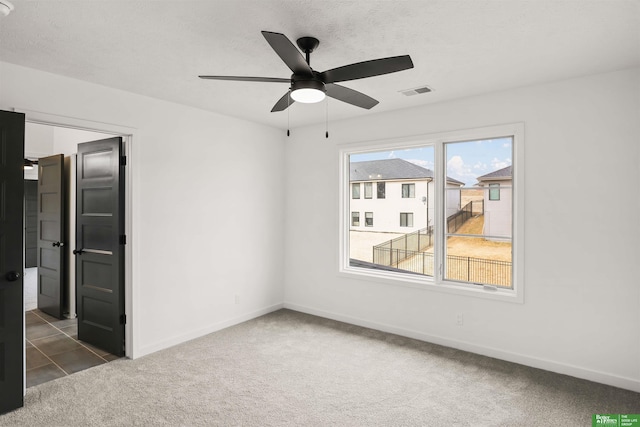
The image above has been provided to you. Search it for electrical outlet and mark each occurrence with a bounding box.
[456,313,464,326]
[234,295,240,305]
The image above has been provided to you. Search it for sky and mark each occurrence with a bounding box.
[350,137,513,186]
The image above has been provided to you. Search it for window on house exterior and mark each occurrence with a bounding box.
[400,213,413,227]
[352,212,360,226]
[377,182,386,199]
[364,182,373,199]
[365,212,373,227]
[489,183,500,200]
[401,183,415,198]
[352,183,360,199]
[343,123,523,302]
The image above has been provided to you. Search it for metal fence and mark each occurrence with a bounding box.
[373,227,433,266]
[447,201,474,233]
[372,247,512,288]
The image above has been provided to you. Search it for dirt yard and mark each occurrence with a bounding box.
[461,188,484,206]
[446,215,512,262]
[461,189,485,215]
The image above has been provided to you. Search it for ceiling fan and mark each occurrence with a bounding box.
[199,31,414,112]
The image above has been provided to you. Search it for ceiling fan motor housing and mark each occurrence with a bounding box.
[290,73,325,93]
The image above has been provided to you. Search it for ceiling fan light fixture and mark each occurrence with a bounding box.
[0,0,14,17]
[291,88,325,103]
[290,79,326,104]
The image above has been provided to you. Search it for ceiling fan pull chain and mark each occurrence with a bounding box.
[325,97,329,138]
[287,90,291,136]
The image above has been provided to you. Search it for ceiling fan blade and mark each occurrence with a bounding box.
[320,55,414,84]
[261,31,313,75]
[199,75,290,83]
[271,91,295,112]
[325,84,379,109]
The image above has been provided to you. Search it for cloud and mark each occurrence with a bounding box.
[387,151,396,158]
[502,142,511,148]
[447,155,478,185]
[473,161,487,170]
[491,157,510,170]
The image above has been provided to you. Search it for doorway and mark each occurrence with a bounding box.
[24,121,129,387]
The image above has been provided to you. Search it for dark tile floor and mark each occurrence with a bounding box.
[26,309,120,388]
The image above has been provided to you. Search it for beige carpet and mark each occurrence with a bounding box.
[1,309,638,426]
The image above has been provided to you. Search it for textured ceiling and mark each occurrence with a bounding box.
[1,0,639,129]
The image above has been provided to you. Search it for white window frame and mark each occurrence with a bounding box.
[338,123,525,303]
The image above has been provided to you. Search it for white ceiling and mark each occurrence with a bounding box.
[1,0,638,130]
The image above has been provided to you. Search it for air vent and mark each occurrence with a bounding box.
[399,85,433,96]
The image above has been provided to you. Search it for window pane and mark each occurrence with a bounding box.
[402,183,415,198]
[489,183,500,201]
[400,212,414,227]
[348,148,434,276]
[352,183,360,199]
[365,212,373,227]
[352,212,360,226]
[364,182,373,199]
[445,138,513,288]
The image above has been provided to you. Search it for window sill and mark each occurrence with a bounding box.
[338,266,523,303]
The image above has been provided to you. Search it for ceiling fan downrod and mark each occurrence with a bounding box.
[296,36,319,67]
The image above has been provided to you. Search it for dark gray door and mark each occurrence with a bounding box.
[0,110,25,414]
[76,137,125,356]
[37,154,65,319]
[24,180,38,267]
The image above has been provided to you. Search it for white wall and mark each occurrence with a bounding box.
[1,61,286,358]
[24,122,54,158]
[53,127,113,156]
[283,68,640,392]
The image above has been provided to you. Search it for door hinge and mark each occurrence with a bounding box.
[120,235,126,245]
[120,156,127,166]
[120,314,126,325]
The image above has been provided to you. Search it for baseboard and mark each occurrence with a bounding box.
[135,303,284,358]
[283,302,640,393]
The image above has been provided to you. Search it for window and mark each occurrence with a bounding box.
[342,123,523,302]
[352,183,360,199]
[364,182,373,199]
[401,183,415,198]
[352,212,360,226]
[400,213,413,227]
[365,212,373,227]
[489,183,500,200]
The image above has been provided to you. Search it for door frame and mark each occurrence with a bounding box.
[19,109,137,361]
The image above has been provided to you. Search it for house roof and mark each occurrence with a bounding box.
[476,165,512,182]
[350,158,464,186]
